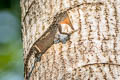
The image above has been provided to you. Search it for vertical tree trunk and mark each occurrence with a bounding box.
[21,0,120,80]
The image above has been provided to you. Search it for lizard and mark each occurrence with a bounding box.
[24,2,104,80]
[24,10,76,80]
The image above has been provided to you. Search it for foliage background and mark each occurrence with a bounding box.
[0,0,24,80]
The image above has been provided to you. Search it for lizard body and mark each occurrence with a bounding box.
[25,11,75,80]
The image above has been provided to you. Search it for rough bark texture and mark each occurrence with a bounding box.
[21,0,120,80]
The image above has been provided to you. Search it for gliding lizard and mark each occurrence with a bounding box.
[24,11,75,80]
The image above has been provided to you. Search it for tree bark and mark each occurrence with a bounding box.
[21,0,120,80]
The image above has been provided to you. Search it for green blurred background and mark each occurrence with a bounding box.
[0,0,24,80]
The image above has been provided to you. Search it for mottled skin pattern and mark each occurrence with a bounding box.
[24,10,76,80]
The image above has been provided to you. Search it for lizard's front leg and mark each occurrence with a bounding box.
[54,15,76,44]
[54,24,71,44]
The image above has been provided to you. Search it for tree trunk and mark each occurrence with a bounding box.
[21,0,120,80]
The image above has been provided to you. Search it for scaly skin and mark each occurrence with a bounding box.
[25,11,74,80]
